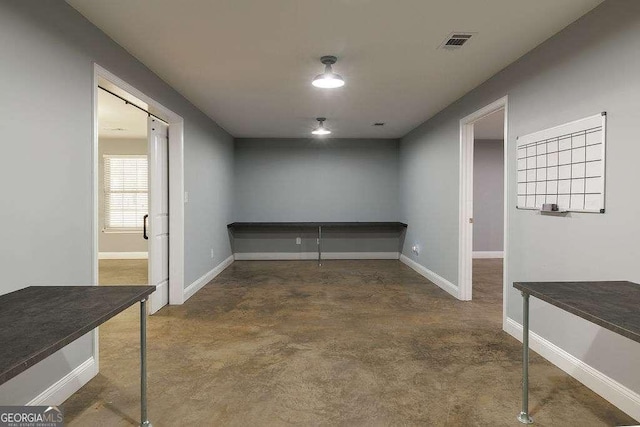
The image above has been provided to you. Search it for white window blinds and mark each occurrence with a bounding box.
[104,155,148,230]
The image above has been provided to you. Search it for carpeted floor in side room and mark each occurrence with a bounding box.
[62,259,637,426]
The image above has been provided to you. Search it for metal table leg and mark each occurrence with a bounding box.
[318,225,322,266]
[518,291,533,424]
[140,299,152,427]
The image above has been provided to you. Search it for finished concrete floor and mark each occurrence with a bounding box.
[62,259,637,426]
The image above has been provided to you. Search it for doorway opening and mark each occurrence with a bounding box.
[97,82,150,290]
[471,110,505,310]
[458,96,508,324]
[92,64,186,319]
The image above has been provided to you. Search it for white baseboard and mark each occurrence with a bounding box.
[399,254,459,298]
[233,252,400,261]
[27,357,97,406]
[183,255,234,302]
[149,279,168,314]
[472,251,504,259]
[504,318,640,421]
[98,252,148,260]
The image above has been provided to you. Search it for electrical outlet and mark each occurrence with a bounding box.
[184,191,189,203]
[412,244,420,255]
[296,237,301,245]
[210,248,214,259]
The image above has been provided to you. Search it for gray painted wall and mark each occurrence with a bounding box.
[233,138,401,255]
[0,1,233,403]
[473,139,504,252]
[98,138,148,254]
[400,0,640,396]
[234,139,400,222]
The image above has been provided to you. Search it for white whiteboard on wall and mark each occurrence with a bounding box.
[516,113,606,213]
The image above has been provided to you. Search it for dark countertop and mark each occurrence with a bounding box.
[513,281,640,343]
[0,285,155,385]
[227,222,408,229]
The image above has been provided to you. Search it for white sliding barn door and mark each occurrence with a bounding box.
[148,117,169,313]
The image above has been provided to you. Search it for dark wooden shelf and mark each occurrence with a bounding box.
[227,221,407,229]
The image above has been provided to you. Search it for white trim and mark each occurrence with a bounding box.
[150,280,168,313]
[233,252,400,261]
[472,251,504,259]
[168,117,185,305]
[101,229,144,234]
[501,98,510,328]
[399,255,458,298]
[27,357,97,406]
[183,255,234,302]
[98,252,148,260]
[458,96,509,304]
[504,318,640,421]
[91,62,100,374]
[458,112,475,301]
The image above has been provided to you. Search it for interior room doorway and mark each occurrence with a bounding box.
[470,110,505,311]
[458,97,508,319]
[93,65,186,316]
[96,82,150,292]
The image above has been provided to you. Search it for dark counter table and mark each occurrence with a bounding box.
[227,221,408,229]
[0,285,155,426]
[227,222,408,265]
[512,281,640,424]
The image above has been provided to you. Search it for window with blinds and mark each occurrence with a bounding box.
[104,155,148,230]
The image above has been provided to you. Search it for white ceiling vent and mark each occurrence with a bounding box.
[439,32,476,50]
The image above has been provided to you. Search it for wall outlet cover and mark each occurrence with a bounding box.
[412,244,420,255]
[296,237,302,245]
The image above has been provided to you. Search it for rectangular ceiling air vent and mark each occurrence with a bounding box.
[439,33,475,50]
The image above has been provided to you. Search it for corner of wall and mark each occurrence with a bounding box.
[183,255,234,302]
[399,254,459,298]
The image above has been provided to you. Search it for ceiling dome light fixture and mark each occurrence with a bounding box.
[311,117,331,136]
[312,56,345,89]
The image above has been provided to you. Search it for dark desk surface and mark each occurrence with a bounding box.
[0,285,155,385]
[514,281,640,344]
[227,222,408,229]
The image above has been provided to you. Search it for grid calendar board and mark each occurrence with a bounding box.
[516,113,606,213]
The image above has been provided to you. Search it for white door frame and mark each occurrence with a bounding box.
[458,96,508,319]
[92,64,186,315]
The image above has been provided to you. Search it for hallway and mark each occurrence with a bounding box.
[63,259,633,426]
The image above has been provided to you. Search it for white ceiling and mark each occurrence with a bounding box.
[69,0,602,139]
[474,109,504,140]
[98,88,148,139]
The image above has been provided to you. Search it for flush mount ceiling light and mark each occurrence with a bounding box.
[312,56,345,89]
[311,117,331,136]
